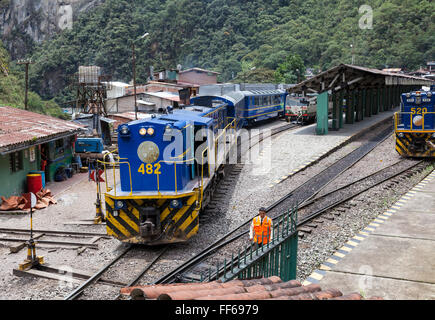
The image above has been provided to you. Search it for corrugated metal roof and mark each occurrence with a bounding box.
[120,277,383,301]
[0,106,84,153]
[145,92,181,102]
[180,67,221,75]
[289,64,434,94]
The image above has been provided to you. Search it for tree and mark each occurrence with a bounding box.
[274,54,305,84]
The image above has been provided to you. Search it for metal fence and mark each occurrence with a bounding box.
[201,208,298,283]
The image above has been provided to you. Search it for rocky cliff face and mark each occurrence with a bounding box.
[0,0,103,59]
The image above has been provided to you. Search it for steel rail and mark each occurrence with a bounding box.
[300,131,394,205]
[154,130,422,285]
[116,245,169,299]
[266,126,393,213]
[186,160,426,282]
[63,121,298,295]
[297,160,425,225]
[0,228,109,238]
[64,245,132,300]
[299,159,409,207]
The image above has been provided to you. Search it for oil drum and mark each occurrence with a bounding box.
[27,174,42,194]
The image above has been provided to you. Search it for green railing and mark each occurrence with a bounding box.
[201,207,298,283]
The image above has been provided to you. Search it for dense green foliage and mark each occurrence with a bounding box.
[26,0,434,102]
[274,54,306,84]
[0,41,68,119]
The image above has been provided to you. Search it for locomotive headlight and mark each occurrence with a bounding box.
[413,115,423,127]
[427,92,432,98]
[139,128,147,136]
[406,93,411,98]
[398,133,404,138]
[170,200,181,209]
[115,200,125,210]
[120,125,130,135]
[147,127,155,136]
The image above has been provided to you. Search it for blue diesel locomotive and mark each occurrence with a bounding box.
[102,85,287,245]
[395,85,435,157]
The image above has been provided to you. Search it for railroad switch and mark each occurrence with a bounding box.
[92,160,105,225]
[18,198,44,271]
[93,198,105,225]
[18,238,44,271]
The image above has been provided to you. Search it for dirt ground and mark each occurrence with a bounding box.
[0,172,123,300]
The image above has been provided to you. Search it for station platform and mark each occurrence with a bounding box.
[254,108,398,188]
[303,170,435,300]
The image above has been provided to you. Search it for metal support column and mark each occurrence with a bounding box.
[339,90,344,128]
[372,88,378,115]
[353,90,359,122]
[345,90,353,124]
[376,87,383,113]
[364,88,370,117]
[316,91,329,135]
[387,86,392,110]
[332,93,340,130]
[358,89,364,121]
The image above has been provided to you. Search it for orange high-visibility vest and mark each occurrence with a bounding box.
[253,216,272,245]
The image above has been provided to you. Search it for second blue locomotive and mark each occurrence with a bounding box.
[395,85,435,157]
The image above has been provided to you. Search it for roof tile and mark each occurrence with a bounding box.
[121,277,383,301]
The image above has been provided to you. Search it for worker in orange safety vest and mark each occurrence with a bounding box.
[249,207,274,249]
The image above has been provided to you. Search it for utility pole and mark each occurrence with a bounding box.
[132,42,138,120]
[17,59,34,110]
[131,32,149,120]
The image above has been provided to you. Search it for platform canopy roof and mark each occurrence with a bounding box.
[289,64,435,95]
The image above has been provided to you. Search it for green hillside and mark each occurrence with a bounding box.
[26,0,434,102]
[0,40,67,118]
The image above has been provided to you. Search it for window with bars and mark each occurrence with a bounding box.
[9,151,23,173]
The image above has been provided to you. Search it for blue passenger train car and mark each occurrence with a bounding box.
[395,87,435,157]
[191,84,287,127]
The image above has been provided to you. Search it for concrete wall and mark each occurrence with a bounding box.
[0,146,41,199]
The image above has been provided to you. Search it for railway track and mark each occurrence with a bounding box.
[61,120,298,300]
[62,123,426,299]
[155,159,427,286]
[149,127,429,285]
[64,245,169,300]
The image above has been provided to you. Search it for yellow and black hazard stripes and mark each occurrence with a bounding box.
[161,195,199,241]
[396,133,435,158]
[105,194,199,244]
[105,197,140,241]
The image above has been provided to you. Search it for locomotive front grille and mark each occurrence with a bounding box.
[105,194,200,244]
[396,133,435,158]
